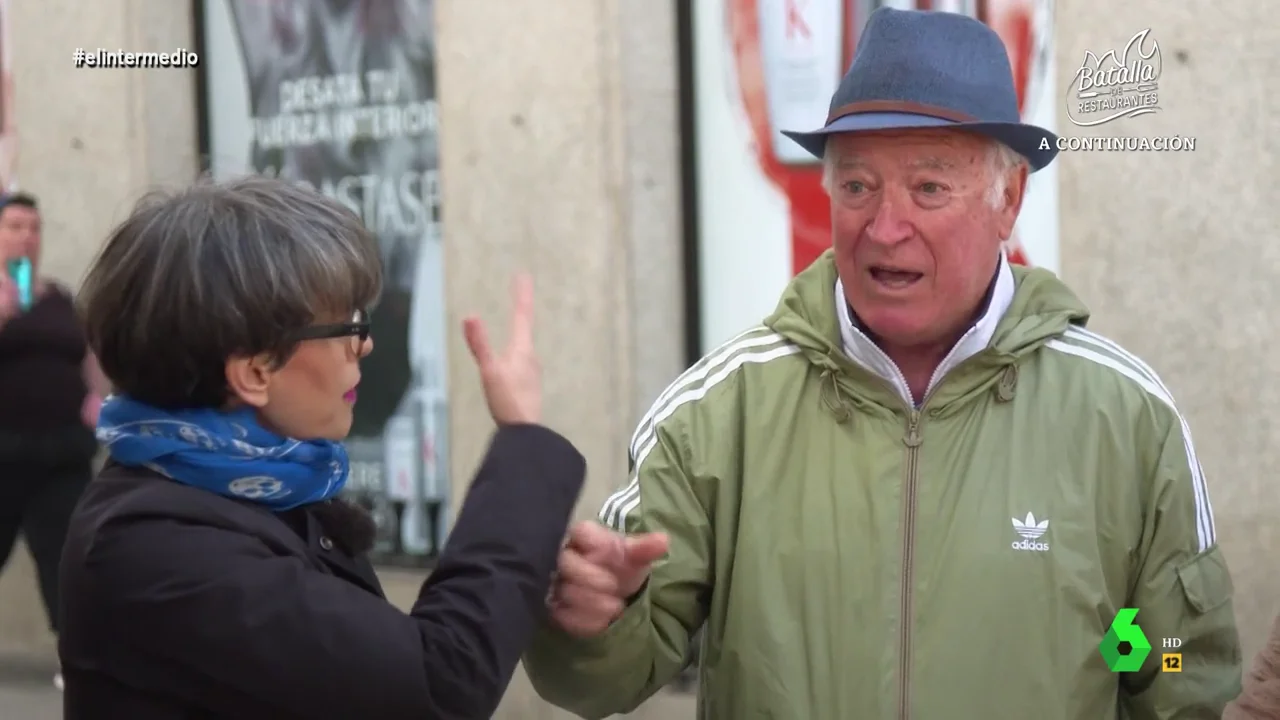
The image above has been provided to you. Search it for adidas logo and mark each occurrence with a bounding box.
[1011,512,1050,552]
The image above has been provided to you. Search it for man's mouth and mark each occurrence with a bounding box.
[869,266,924,288]
[343,387,358,403]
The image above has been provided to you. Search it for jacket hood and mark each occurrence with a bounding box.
[764,249,1091,408]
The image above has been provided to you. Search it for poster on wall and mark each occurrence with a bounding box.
[692,0,1058,353]
[199,0,449,563]
[0,0,15,191]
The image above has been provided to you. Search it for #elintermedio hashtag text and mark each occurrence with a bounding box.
[73,48,199,69]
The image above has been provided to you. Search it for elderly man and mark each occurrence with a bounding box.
[523,8,1242,719]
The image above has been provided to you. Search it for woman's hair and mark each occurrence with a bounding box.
[78,175,382,410]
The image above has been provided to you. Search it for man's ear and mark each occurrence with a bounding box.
[225,354,274,408]
[996,164,1030,240]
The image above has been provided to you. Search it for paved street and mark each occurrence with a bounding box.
[0,651,61,719]
[0,647,697,719]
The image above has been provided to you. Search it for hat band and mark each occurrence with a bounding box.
[826,100,976,126]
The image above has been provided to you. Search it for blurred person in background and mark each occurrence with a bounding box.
[0,192,106,691]
[57,177,585,719]
[1223,614,1280,718]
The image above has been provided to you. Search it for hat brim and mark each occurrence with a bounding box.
[780,112,1059,172]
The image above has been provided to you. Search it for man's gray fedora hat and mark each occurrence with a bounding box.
[782,7,1059,172]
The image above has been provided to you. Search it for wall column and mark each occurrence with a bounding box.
[434,0,689,716]
[0,0,196,653]
[1055,0,1280,662]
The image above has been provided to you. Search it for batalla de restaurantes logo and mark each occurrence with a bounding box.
[1066,29,1162,128]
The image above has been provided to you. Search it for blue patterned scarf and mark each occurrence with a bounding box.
[95,395,349,512]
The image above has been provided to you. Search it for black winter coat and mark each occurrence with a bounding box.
[58,424,585,719]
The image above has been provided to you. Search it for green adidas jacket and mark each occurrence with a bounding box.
[524,251,1242,719]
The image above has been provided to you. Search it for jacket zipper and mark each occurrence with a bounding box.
[898,409,924,720]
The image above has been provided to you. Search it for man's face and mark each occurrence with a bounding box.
[827,129,1026,350]
[0,204,41,266]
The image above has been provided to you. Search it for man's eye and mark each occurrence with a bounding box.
[918,182,942,194]
[843,181,866,194]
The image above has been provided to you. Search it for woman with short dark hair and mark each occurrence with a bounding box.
[58,176,586,719]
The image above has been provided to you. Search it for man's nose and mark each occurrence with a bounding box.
[863,192,914,246]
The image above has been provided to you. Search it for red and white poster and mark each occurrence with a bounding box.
[0,0,15,192]
[693,0,1058,352]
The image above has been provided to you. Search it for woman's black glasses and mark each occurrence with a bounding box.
[292,310,371,354]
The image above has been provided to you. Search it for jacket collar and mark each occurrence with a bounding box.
[835,253,1015,407]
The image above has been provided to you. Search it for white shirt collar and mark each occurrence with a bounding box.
[835,253,1016,407]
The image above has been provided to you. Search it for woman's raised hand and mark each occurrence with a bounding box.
[462,273,541,426]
